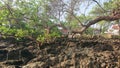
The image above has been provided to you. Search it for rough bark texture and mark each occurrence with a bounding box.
[72,14,120,34]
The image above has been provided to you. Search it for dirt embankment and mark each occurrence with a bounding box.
[0,37,120,68]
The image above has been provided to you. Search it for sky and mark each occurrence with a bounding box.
[79,0,108,28]
[79,0,108,15]
[0,0,108,26]
[58,0,108,23]
[0,0,107,16]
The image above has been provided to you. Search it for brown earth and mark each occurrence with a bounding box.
[0,37,120,68]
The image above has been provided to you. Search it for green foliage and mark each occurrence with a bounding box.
[89,0,120,35]
[90,0,120,16]
[1,0,119,43]
[50,32,60,38]
[36,30,60,43]
[103,0,120,10]
[0,0,62,43]
[84,27,94,35]
[15,29,28,37]
[37,35,46,43]
[89,6,105,16]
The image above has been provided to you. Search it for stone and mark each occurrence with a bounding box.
[21,49,35,64]
[0,50,8,61]
[8,50,20,60]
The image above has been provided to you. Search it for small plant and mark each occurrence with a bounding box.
[15,29,28,37]
[37,35,45,43]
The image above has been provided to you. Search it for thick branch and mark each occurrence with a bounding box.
[72,15,120,34]
[86,15,120,28]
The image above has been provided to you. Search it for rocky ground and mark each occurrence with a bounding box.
[0,37,120,68]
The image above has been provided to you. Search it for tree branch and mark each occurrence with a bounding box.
[86,15,120,27]
[92,0,109,12]
[72,14,120,34]
[71,13,84,26]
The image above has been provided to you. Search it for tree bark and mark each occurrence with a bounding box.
[72,15,120,34]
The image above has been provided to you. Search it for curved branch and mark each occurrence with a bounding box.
[72,14,120,34]
[86,15,120,27]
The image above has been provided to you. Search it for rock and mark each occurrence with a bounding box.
[0,64,21,68]
[21,49,35,64]
[50,57,56,61]
[0,50,8,61]
[22,62,46,68]
[94,44,114,52]
[28,55,42,63]
[8,50,20,60]
[58,55,64,62]
[0,42,8,49]
[60,61,66,67]
[4,60,23,66]
[3,66,16,68]
[0,37,120,68]
[101,63,106,67]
